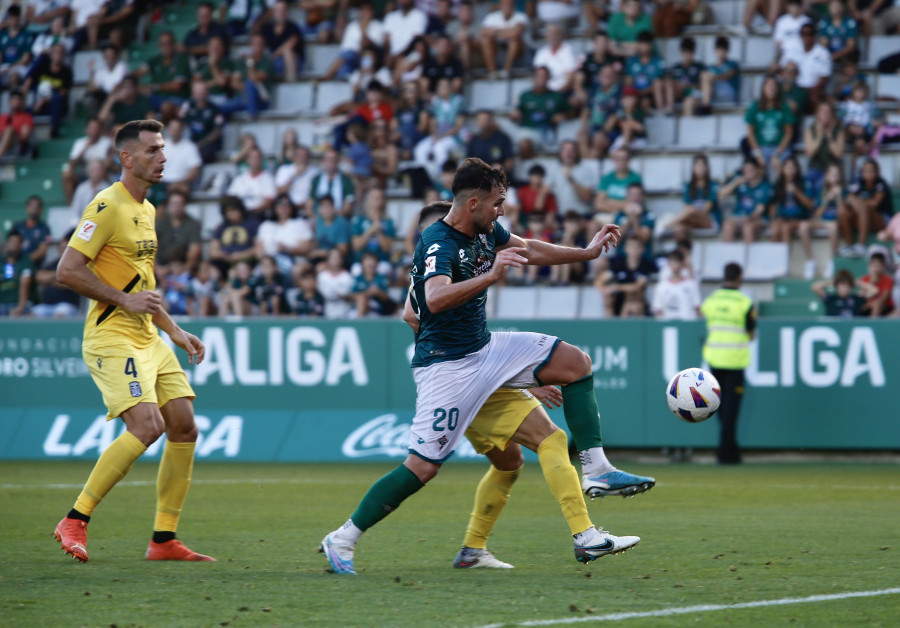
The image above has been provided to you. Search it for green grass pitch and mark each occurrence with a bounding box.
[1,460,898,627]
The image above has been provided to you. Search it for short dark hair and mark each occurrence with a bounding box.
[715,36,730,50]
[451,158,508,198]
[167,189,188,204]
[680,37,696,52]
[441,159,458,174]
[668,249,685,263]
[528,163,547,177]
[870,252,887,265]
[418,201,452,230]
[834,269,855,287]
[220,195,246,218]
[115,119,163,151]
[7,5,20,17]
[675,238,693,251]
[6,228,22,240]
[636,30,654,44]
[724,262,743,282]
[198,1,215,10]
[26,194,44,206]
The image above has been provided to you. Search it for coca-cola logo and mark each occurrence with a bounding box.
[341,414,479,459]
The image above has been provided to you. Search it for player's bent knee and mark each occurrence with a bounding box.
[404,454,441,484]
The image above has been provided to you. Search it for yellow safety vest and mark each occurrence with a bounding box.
[701,288,754,369]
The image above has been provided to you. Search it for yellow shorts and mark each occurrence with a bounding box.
[465,388,542,455]
[83,337,195,420]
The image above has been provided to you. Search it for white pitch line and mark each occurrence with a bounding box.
[474,587,900,628]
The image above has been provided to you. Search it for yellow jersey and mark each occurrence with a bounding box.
[69,181,159,351]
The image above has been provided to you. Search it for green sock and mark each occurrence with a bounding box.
[561,374,604,451]
[350,465,425,531]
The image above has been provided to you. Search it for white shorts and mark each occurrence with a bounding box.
[409,331,560,463]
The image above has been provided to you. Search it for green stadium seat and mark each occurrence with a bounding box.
[773,279,815,299]
[759,298,823,317]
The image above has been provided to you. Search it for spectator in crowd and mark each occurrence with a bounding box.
[412,115,462,185]
[573,31,622,107]
[228,146,277,215]
[533,24,579,93]
[466,110,514,174]
[596,237,656,318]
[595,147,642,216]
[870,0,900,35]
[451,0,478,71]
[333,79,394,150]
[804,102,845,196]
[70,158,112,224]
[161,118,203,191]
[421,33,464,96]
[155,190,203,272]
[719,159,773,244]
[195,35,236,111]
[608,0,652,58]
[579,64,621,159]
[778,63,807,128]
[393,35,429,88]
[31,232,80,318]
[32,15,73,58]
[183,1,230,60]
[624,30,666,113]
[877,211,900,261]
[780,22,832,112]
[96,2,141,44]
[656,238,698,285]
[317,248,354,318]
[666,37,704,117]
[553,210,589,284]
[347,44,393,98]
[221,0,273,37]
[290,267,325,317]
[260,0,304,82]
[209,196,258,276]
[539,140,596,218]
[370,120,399,189]
[536,0,580,23]
[812,269,874,317]
[301,0,340,43]
[249,254,289,315]
[0,6,32,90]
[810,162,845,277]
[771,156,816,278]
[23,42,72,137]
[255,194,314,274]
[840,158,893,257]
[83,45,128,117]
[187,260,220,316]
[392,79,429,161]
[424,0,454,38]
[276,144,318,207]
[384,0,428,70]
[741,75,794,175]
[98,76,154,127]
[429,76,466,141]
[431,158,457,200]
[699,36,740,112]
[351,187,397,268]
[772,0,810,63]
[24,0,70,30]
[653,0,703,39]
[344,125,375,185]
[652,250,701,320]
[513,211,556,284]
[308,147,355,216]
[158,259,192,315]
[219,259,254,315]
[311,196,351,263]
[0,91,33,161]
[510,66,569,149]
[351,250,394,317]
[670,154,720,240]
[829,48,867,102]
[180,80,226,163]
[819,0,858,63]
[518,164,559,227]
[608,86,647,152]
[280,123,300,166]
[233,32,275,118]
[839,81,882,160]
[860,251,894,316]
[13,195,52,267]
[612,182,654,256]
[321,3,384,81]
[0,230,32,317]
[138,31,191,116]
[479,0,528,79]
[62,118,112,202]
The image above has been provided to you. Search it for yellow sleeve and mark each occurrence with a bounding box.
[68,198,116,260]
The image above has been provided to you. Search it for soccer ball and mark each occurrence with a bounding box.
[666,368,721,423]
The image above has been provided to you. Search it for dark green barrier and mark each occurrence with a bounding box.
[1,319,896,460]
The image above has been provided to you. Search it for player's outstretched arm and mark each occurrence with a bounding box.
[502,224,622,266]
[57,246,161,314]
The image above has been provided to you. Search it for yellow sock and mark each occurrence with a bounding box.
[463,465,521,549]
[537,429,593,535]
[154,441,195,533]
[74,430,147,516]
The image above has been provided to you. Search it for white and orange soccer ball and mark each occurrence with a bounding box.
[666,368,721,423]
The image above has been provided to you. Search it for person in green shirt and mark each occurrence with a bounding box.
[98,76,154,128]
[608,0,653,57]
[700,36,740,112]
[718,159,773,244]
[595,147,643,215]
[818,0,857,63]
[138,31,191,116]
[0,230,33,317]
[195,35,235,103]
[230,32,275,118]
[741,75,794,175]
[510,66,569,148]
[624,30,666,112]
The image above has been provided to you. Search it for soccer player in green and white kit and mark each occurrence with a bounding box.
[321,159,652,574]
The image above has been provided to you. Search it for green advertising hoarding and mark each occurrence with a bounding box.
[0,319,896,461]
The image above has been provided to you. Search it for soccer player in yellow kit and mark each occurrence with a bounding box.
[53,120,214,562]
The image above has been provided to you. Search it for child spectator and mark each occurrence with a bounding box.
[811,269,874,317]
[518,164,559,225]
[613,183,655,258]
[596,238,656,318]
[249,255,289,315]
[208,196,259,277]
[188,261,219,317]
[803,102,845,196]
[609,86,647,152]
[699,37,740,113]
[344,123,374,182]
[719,159,773,244]
[666,37,705,117]
[311,196,351,264]
[290,268,326,317]
[829,49,867,101]
[220,260,253,316]
[624,31,666,113]
[742,75,795,175]
[351,251,394,317]
[652,250,701,320]
[810,163,846,277]
[429,77,466,140]
[839,82,882,160]
[771,156,816,278]
[160,260,192,315]
[579,64,622,160]
[818,0,858,64]
[841,158,893,257]
[670,154,721,240]
[860,251,894,316]
[317,248,354,318]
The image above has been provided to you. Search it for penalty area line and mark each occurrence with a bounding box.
[474,587,900,627]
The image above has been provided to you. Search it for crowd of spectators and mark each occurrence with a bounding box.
[0,0,898,321]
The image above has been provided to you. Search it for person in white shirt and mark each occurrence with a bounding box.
[533,24,580,92]
[383,0,428,67]
[413,117,460,182]
[317,248,354,318]
[544,140,597,215]
[773,0,810,61]
[161,118,203,189]
[275,144,319,207]
[85,45,129,116]
[30,16,74,58]
[781,22,832,109]
[652,249,701,320]
[227,146,277,214]
[480,0,528,78]
[69,159,111,225]
[322,3,384,80]
[537,0,581,24]
[255,194,314,273]
[62,117,112,203]
[69,0,107,49]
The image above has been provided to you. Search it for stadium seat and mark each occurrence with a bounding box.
[744,242,790,280]
[642,156,684,193]
[467,79,510,111]
[717,114,746,148]
[740,73,764,105]
[700,242,747,280]
[577,285,606,318]
[875,75,900,102]
[46,206,74,239]
[759,298,823,317]
[306,44,341,77]
[386,199,422,234]
[277,120,317,147]
[273,83,315,114]
[235,122,279,156]
[866,36,897,66]
[495,287,538,319]
[645,115,676,149]
[743,38,773,69]
[314,81,353,115]
[877,155,896,186]
[73,51,103,84]
[509,78,532,108]
[710,1,738,28]
[197,201,225,239]
[536,286,579,319]
[678,117,717,150]
[696,35,719,65]
[648,197,684,235]
[773,278,815,299]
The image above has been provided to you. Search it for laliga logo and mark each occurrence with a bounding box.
[342,414,478,459]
